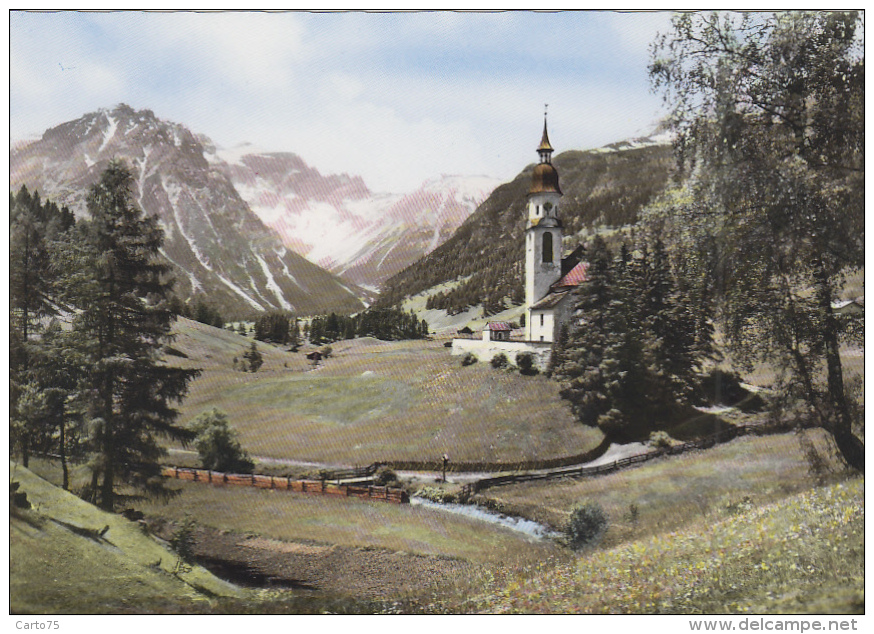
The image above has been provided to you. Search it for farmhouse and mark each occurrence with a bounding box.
[452,117,587,369]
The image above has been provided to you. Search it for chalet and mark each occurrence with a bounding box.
[483,321,512,342]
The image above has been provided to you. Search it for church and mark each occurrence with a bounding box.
[451,116,588,368]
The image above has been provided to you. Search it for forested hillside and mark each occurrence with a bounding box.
[377,142,676,315]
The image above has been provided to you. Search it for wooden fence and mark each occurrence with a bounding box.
[160,466,409,504]
[460,421,795,498]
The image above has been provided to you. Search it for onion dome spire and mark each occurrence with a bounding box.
[537,110,554,163]
[530,106,561,194]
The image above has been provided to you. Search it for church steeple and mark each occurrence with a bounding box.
[537,114,554,162]
[529,109,562,195]
[525,109,564,340]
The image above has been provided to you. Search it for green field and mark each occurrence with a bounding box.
[465,477,863,614]
[167,318,604,465]
[473,429,851,544]
[136,478,563,566]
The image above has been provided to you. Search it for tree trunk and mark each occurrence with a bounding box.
[60,419,69,491]
[817,268,864,472]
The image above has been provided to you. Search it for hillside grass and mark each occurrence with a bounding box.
[462,477,863,614]
[135,478,563,567]
[475,430,851,545]
[9,461,240,614]
[167,318,604,465]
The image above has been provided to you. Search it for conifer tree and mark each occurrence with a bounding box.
[57,161,201,510]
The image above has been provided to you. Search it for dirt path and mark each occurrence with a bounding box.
[151,521,474,601]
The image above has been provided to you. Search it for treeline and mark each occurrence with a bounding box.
[10,164,202,510]
[253,310,300,346]
[306,307,429,344]
[168,294,225,329]
[378,144,674,314]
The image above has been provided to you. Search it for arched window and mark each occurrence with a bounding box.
[542,232,553,263]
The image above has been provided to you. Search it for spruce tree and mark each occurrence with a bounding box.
[554,236,616,430]
[59,161,201,510]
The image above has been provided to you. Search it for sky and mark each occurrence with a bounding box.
[9,10,676,193]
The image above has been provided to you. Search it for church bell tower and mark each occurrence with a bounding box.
[525,112,563,334]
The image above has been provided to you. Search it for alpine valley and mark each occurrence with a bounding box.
[9,104,500,318]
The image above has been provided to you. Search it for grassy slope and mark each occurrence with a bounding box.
[467,477,863,614]
[475,430,849,540]
[9,462,240,614]
[167,317,604,465]
[136,478,563,567]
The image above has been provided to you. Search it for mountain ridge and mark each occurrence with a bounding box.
[210,144,501,291]
[9,104,368,319]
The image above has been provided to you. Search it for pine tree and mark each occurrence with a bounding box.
[242,341,264,372]
[554,236,616,430]
[57,161,201,510]
[9,187,73,466]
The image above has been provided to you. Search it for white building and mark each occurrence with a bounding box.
[452,117,588,368]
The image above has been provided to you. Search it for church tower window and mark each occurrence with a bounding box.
[542,232,553,263]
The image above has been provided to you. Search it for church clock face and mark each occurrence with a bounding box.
[543,201,553,212]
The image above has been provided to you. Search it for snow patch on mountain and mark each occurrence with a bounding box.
[97,113,118,154]
[255,252,294,311]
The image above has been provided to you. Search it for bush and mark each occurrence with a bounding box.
[516,352,539,375]
[189,409,254,473]
[461,352,477,366]
[490,353,508,369]
[567,502,608,550]
[649,430,675,450]
[374,466,400,488]
[415,486,458,504]
[169,515,197,575]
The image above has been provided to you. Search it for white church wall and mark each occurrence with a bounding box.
[451,338,553,371]
[529,309,556,343]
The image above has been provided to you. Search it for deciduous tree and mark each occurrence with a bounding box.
[650,11,864,469]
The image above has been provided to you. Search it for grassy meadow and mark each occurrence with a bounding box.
[136,478,563,567]
[462,477,864,614]
[166,318,604,465]
[473,429,852,543]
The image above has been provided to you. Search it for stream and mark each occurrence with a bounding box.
[411,497,562,541]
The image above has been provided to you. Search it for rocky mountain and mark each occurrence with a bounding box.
[209,145,500,292]
[378,136,678,314]
[9,104,367,319]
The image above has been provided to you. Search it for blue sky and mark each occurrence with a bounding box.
[9,10,675,192]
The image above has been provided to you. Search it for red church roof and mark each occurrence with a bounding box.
[484,321,513,331]
[553,260,589,289]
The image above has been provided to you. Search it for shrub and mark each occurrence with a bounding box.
[415,486,458,504]
[169,515,197,575]
[567,502,608,550]
[516,352,539,375]
[374,466,400,488]
[189,409,254,473]
[649,430,675,450]
[461,352,477,366]
[491,353,508,369]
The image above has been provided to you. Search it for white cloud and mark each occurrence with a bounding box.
[10,10,672,193]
